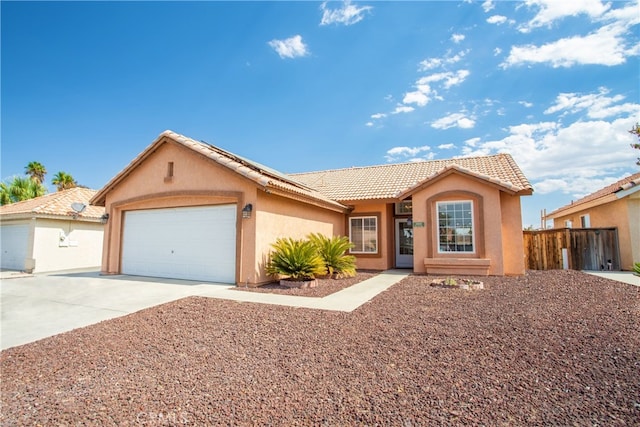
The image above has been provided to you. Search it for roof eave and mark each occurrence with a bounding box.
[546,194,617,219]
[264,186,351,214]
[0,213,103,222]
[396,166,528,199]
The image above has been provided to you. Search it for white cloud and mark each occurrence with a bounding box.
[419,70,470,89]
[438,143,455,149]
[320,1,372,26]
[451,33,465,43]
[487,15,507,25]
[365,122,374,127]
[493,47,502,56]
[502,24,633,67]
[371,113,387,119]
[402,90,430,107]
[482,0,495,13]
[505,1,639,67]
[392,105,415,114]
[268,35,309,59]
[465,137,481,147]
[544,88,640,119]
[519,101,534,108]
[400,69,470,111]
[419,58,442,70]
[385,145,433,162]
[460,107,639,198]
[431,113,476,129]
[519,0,611,32]
[418,50,468,71]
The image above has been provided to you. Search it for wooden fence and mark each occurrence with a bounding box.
[523,228,620,271]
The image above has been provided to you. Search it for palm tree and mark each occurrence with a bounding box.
[0,182,11,205]
[51,171,77,191]
[24,161,47,184]
[0,176,47,205]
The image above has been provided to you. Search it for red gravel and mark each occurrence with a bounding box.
[233,271,378,297]
[1,270,638,426]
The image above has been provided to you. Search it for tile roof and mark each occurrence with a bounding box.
[291,153,533,201]
[91,131,532,210]
[548,172,640,216]
[0,187,105,220]
[91,131,349,212]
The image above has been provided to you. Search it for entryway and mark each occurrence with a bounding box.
[395,218,413,268]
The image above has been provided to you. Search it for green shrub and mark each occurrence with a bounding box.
[265,238,326,281]
[634,262,640,276]
[308,233,356,278]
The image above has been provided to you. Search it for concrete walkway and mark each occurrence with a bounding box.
[584,271,639,287]
[0,270,409,350]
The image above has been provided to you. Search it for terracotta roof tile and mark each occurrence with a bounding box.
[91,131,348,212]
[91,131,532,210]
[291,153,533,201]
[548,172,640,215]
[0,187,105,220]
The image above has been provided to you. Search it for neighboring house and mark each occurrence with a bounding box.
[545,172,640,271]
[90,130,533,285]
[0,187,105,273]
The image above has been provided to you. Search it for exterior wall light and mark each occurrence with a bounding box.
[406,217,413,227]
[100,213,110,224]
[242,203,253,219]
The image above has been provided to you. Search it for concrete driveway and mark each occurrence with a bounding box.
[0,270,409,350]
[0,271,236,350]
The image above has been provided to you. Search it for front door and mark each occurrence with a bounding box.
[395,218,413,268]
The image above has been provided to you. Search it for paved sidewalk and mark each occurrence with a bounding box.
[212,269,410,312]
[584,271,639,287]
[1,270,409,350]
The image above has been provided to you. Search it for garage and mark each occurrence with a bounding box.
[121,205,236,283]
[0,224,30,271]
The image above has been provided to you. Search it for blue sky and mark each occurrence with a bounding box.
[2,0,639,228]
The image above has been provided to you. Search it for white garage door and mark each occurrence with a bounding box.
[121,205,236,283]
[0,225,30,271]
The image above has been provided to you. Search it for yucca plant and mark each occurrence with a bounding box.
[265,238,326,281]
[633,262,640,277]
[308,233,357,278]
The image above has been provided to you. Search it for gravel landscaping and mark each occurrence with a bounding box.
[233,271,378,297]
[1,270,638,425]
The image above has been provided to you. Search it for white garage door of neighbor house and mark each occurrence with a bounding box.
[121,205,237,283]
[0,225,29,271]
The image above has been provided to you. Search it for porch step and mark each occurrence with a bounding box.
[424,258,491,276]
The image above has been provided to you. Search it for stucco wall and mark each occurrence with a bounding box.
[254,191,345,284]
[628,195,639,268]
[32,219,104,273]
[500,192,526,275]
[410,173,522,276]
[552,196,639,270]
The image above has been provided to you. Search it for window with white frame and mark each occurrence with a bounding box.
[437,201,474,253]
[349,216,378,253]
[580,214,590,228]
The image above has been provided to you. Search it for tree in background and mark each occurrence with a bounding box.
[630,123,640,166]
[51,171,77,191]
[25,161,47,184]
[0,176,47,205]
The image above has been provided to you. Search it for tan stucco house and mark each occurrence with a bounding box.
[545,172,640,271]
[0,187,105,273]
[90,130,533,285]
